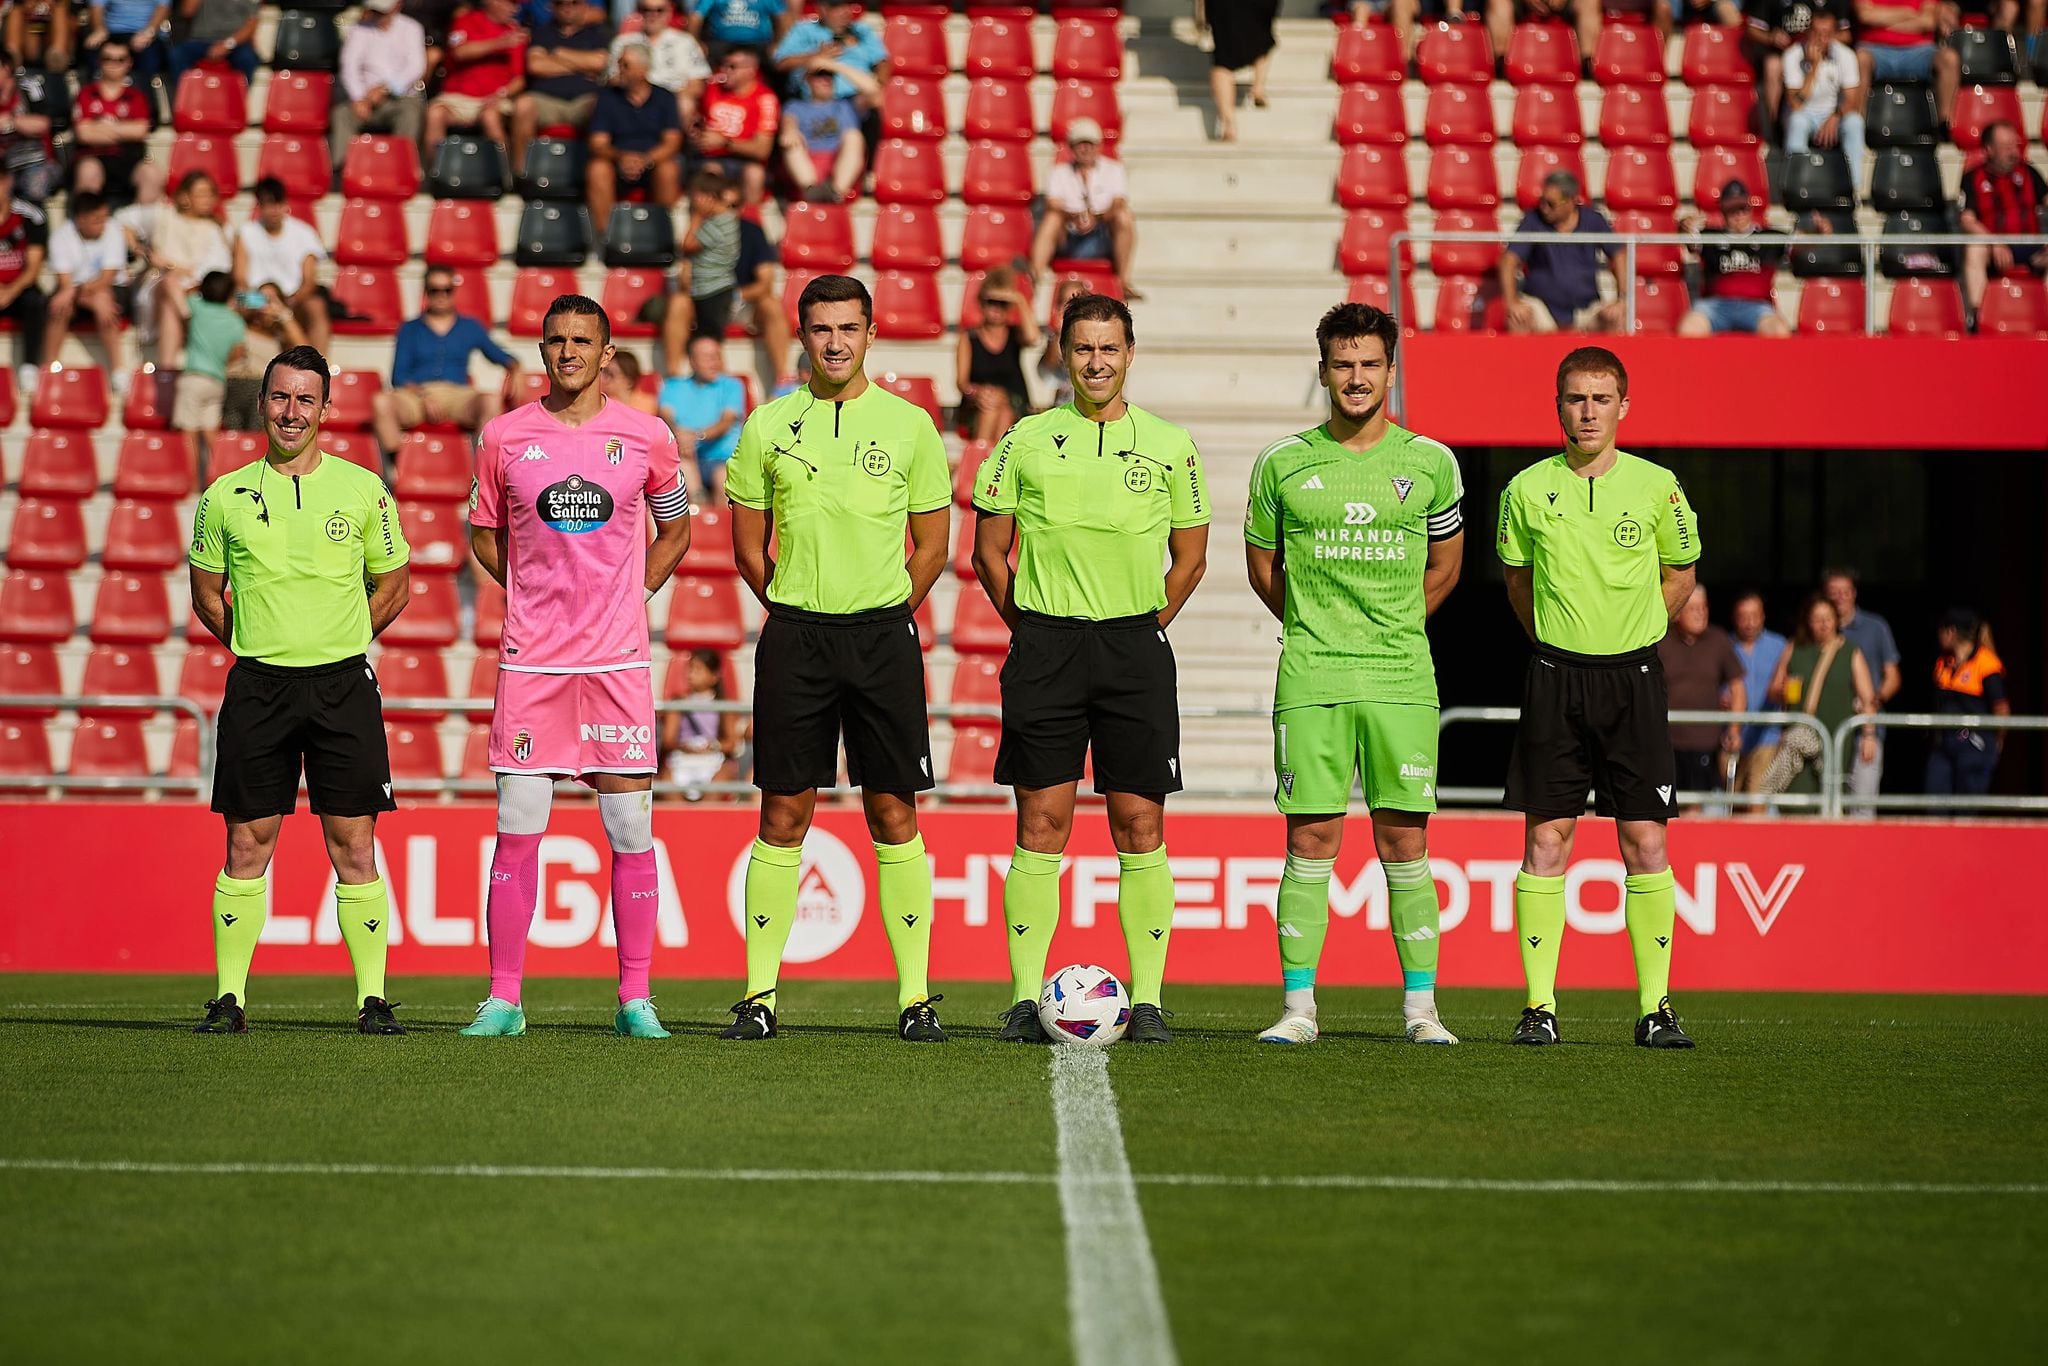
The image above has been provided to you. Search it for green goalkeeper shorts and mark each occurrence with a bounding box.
[1272,700,1439,815]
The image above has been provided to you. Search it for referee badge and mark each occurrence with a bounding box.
[1123,464,1153,493]
[325,515,350,542]
[606,438,624,466]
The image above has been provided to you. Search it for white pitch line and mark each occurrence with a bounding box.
[1049,1049,1180,1366]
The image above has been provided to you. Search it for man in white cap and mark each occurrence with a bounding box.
[1030,116,1141,301]
[331,0,428,170]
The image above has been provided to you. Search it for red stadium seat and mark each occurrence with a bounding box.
[960,139,1035,205]
[953,440,993,506]
[465,652,499,722]
[398,501,467,572]
[965,13,1035,78]
[322,431,383,474]
[205,432,268,482]
[964,77,1035,142]
[883,12,949,78]
[168,132,239,197]
[335,197,412,266]
[664,575,746,650]
[873,138,949,204]
[177,641,234,714]
[330,265,404,334]
[166,717,203,777]
[262,69,333,133]
[1430,209,1499,277]
[1630,276,1690,334]
[113,431,197,499]
[1431,275,1508,333]
[1979,275,2048,338]
[173,67,248,133]
[17,431,97,498]
[0,569,73,642]
[1337,209,1412,276]
[1053,14,1122,80]
[960,204,1034,270]
[881,76,947,140]
[0,368,17,429]
[873,271,945,339]
[1516,144,1587,210]
[1688,84,1759,147]
[870,203,944,270]
[341,134,423,200]
[1887,278,1965,338]
[1505,21,1579,85]
[678,505,735,576]
[949,589,1011,653]
[601,267,668,338]
[782,201,857,271]
[325,370,382,431]
[1330,20,1405,85]
[78,643,160,715]
[4,499,86,569]
[1426,146,1499,209]
[379,574,461,645]
[1344,271,1418,322]
[1592,23,1664,85]
[509,267,580,336]
[780,268,823,330]
[1796,277,1867,335]
[394,432,472,501]
[948,653,1004,729]
[1952,84,2025,153]
[1416,22,1493,85]
[1049,79,1120,144]
[384,722,446,783]
[0,642,60,715]
[949,512,981,578]
[1335,145,1411,209]
[30,366,110,430]
[1603,147,1678,210]
[1598,84,1672,147]
[915,595,937,653]
[1333,83,1404,146]
[1422,83,1494,145]
[877,373,944,427]
[425,198,500,267]
[946,725,1000,788]
[87,570,169,643]
[1680,24,1752,86]
[375,645,450,721]
[255,133,329,204]
[102,499,185,571]
[1512,84,1583,146]
[120,366,177,432]
[0,716,51,775]
[457,721,494,779]
[1611,208,1684,276]
[1693,146,1768,214]
[473,580,506,649]
[66,717,152,779]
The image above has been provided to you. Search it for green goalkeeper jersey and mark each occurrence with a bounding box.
[1245,423,1465,710]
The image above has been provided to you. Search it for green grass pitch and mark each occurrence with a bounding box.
[2,975,2042,1365]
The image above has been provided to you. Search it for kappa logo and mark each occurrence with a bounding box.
[1300,474,1324,490]
[1391,476,1414,503]
[623,743,647,761]
[519,445,549,461]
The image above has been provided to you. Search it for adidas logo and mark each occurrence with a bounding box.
[1300,474,1324,490]
[1278,924,1304,939]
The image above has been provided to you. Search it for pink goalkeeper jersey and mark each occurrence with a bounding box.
[470,397,688,672]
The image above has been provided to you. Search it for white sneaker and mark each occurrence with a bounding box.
[1256,1012,1319,1045]
[1403,1016,1459,1045]
[15,364,36,397]
[109,369,130,400]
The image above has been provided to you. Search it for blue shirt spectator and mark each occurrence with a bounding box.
[1730,594,1788,751]
[692,0,785,49]
[392,312,517,388]
[660,359,746,468]
[1507,201,1615,326]
[771,2,886,101]
[785,91,858,154]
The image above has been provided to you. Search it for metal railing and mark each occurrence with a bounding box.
[0,695,212,796]
[1827,713,2048,816]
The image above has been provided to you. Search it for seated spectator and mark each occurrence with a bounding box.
[232,177,331,354]
[690,0,789,61]
[113,157,166,256]
[1783,12,1864,177]
[658,167,741,364]
[957,266,1039,444]
[332,0,428,172]
[167,0,260,84]
[1855,0,1960,128]
[1746,0,1855,129]
[134,169,229,368]
[0,164,49,392]
[1677,0,1746,23]
[1658,585,1747,801]
[778,61,872,204]
[772,0,886,103]
[1729,589,1789,795]
[1679,180,1791,336]
[1499,171,1623,334]
[730,207,792,383]
[1761,593,1878,799]
[371,265,519,456]
[1037,278,1088,409]
[587,38,683,235]
[1958,121,2047,326]
[70,42,151,204]
[0,64,58,203]
[404,0,463,57]
[426,0,529,166]
[45,191,131,392]
[1486,2,1658,86]
[173,270,247,447]
[511,0,612,174]
[659,333,745,500]
[1346,3,1427,63]
[659,647,744,798]
[600,348,663,415]
[616,0,710,126]
[8,0,76,72]
[693,46,778,204]
[1030,120,1142,300]
[85,0,170,82]
[1926,608,2008,796]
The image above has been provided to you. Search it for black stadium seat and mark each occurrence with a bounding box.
[270,11,341,70]
[1880,210,1958,278]
[518,139,585,200]
[603,205,676,268]
[1868,82,1937,148]
[1869,148,1944,213]
[1789,209,1862,278]
[1949,28,2019,85]
[427,136,507,199]
[514,202,591,266]
[1783,149,1856,214]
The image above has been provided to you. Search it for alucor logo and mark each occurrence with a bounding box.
[726,828,866,963]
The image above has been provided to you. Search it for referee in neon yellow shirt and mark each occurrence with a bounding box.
[187,346,413,1036]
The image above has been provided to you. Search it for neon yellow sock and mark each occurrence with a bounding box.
[1515,870,1567,1012]
[1004,846,1062,1004]
[1118,845,1173,1006]
[211,872,267,1002]
[1625,868,1678,1016]
[875,836,932,1010]
[743,839,803,1008]
[334,878,391,1006]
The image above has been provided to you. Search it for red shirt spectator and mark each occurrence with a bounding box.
[0,194,46,286]
[443,6,528,97]
[1858,0,1938,44]
[701,74,778,143]
[1959,141,2046,237]
[75,81,150,127]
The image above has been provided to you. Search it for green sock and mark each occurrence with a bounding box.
[875,836,933,1010]
[211,871,267,1002]
[743,839,803,1008]
[1276,854,1333,997]
[1118,845,1173,1007]
[334,878,391,1007]
[1004,847,1062,1005]
[1383,856,1440,1004]
[1515,870,1567,1012]
[1625,868,1678,1017]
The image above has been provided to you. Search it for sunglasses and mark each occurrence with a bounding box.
[425,284,455,295]
[978,297,1007,308]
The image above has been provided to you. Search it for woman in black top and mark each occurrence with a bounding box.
[956,266,1039,442]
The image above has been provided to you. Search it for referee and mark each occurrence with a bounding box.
[972,293,1210,1044]
[1496,347,1700,1050]
[187,346,413,1036]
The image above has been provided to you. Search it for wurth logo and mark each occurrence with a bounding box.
[580,724,653,744]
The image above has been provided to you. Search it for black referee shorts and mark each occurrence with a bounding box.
[1505,643,1678,823]
[752,601,934,794]
[996,611,1183,796]
[213,655,396,819]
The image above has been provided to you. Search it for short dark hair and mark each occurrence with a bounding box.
[198,271,235,305]
[175,169,215,198]
[253,176,288,205]
[71,190,107,218]
[1058,292,1134,349]
[611,349,642,384]
[1793,591,1840,646]
[797,273,872,327]
[1980,119,2019,147]
[542,292,611,346]
[688,165,729,198]
[262,344,332,405]
[1731,588,1766,612]
[1556,345,1628,399]
[1821,565,1859,588]
[1315,302,1398,367]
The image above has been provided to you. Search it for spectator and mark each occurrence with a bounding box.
[587,38,683,235]
[1037,278,1089,409]
[1743,1,1856,129]
[1487,3,1649,87]
[0,64,58,203]
[167,0,260,84]
[662,167,741,356]
[173,270,247,449]
[1926,608,2008,796]
[7,0,77,71]
[694,46,778,204]
[728,207,792,382]
[1346,3,1426,63]
[1499,170,1624,334]
[1729,589,1790,794]
[232,177,331,354]
[1679,181,1792,336]
[0,163,49,394]
[1763,593,1878,800]
[658,332,745,501]
[659,647,743,797]
[600,347,662,415]
[1823,566,1900,807]
[1658,585,1748,801]
[332,0,428,172]
[771,0,886,102]
[1783,11,1865,175]
[1030,119,1143,300]
[1208,0,1276,142]
[614,0,710,126]
[1958,121,2048,325]
[113,158,166,261]
[1855,0,1960,128]
[85,1,171,83]
[135,169,229,368]
[511,0,612,174]
[1678,0,1746,24]
[371,265,519,456]
[957,266,1039,444]
[70,41,152,204]
[45,191,131,392]
[777,62,870,204]
[690,0,789,60]
[426,0,529,167]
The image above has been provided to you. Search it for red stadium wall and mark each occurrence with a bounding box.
[1401,337,2048,450]
[4,805,2044,994]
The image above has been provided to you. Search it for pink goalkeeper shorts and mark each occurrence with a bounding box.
[488,666,658,781]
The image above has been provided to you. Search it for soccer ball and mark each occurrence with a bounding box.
[1038,964,1131,1046]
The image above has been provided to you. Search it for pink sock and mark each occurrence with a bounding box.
[612,849,659,1004]
[486,833,542,1005]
